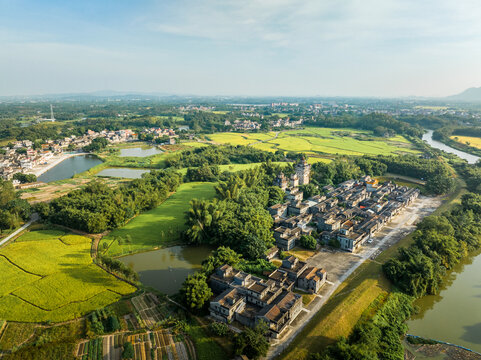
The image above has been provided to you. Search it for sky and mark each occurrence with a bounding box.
[1,0,481,97]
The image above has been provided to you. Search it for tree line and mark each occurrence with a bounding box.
[0,179,32,233]
[35,169,182,233]
[165,144,286,168]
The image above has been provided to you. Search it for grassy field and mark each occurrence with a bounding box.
[101,182,216,257]
[450,135,481,150]
[207,127,418,156]
[0,230,136,322]
[281,261,391,360]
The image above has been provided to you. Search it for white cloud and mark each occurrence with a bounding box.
[144,0,481,51]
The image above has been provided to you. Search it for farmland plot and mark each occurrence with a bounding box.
[0,230,136,322]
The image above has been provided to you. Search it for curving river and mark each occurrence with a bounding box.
[407,130,481,351]
[422,130,480,164]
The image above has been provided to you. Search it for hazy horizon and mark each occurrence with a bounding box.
[2,0,481,98]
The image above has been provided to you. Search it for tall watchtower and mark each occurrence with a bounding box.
[295,158,311,185]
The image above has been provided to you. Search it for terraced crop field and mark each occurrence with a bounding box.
[207,127,418,156]
[0,230,136,322]
[101,182,216,256]
[451,135,481,150]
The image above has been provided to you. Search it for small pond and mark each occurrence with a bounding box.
[119,246,212,295]
[96,168,149,179]
[119,147,163,157]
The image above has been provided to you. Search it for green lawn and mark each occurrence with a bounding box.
[101,182,216,257]
[0,230,136,322]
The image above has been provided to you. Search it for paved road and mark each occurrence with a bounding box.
[0,213,38,248]
[267,195,441,359]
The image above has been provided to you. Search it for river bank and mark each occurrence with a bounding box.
[423,130,480,164]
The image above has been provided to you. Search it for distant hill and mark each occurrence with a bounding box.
[448,87,481,102]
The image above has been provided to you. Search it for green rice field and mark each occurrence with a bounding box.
[207,127,418,156]
[0,230,136,322]
[101,182,216,257]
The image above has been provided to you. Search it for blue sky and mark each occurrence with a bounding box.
[1,0,481,97]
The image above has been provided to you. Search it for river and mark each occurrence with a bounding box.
[408,131,481,351]
[422,130,480,164]
[407,250,481,353]
[119,246,212,295]
[37,154,102,183]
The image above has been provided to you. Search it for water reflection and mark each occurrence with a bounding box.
[407,249,481,352]
[119,245,212,295]
[37,155,102,183]
[119,147,163,157]
[96,168,149,179]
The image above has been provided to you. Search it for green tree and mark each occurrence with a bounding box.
[122,342,134,359]
[179,272,213,311]
[201,246,242,275]
[300,235,317,250]
[267,186,285,206]
[234,322,269,360]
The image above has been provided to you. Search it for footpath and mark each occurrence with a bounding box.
[0,213,38,247]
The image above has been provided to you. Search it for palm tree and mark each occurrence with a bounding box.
[185,199,222,244]
[215,177,244,200]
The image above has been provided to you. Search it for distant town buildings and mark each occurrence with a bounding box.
[0,127,177,180]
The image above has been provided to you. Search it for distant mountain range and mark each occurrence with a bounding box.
[447,87,481,102]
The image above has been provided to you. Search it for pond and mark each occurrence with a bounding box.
[423,130,480,164]
[119,246,212,295]
[96,168,149,179]
[37,155,102,183]
[119,147,163,157]
[407,249,481,353]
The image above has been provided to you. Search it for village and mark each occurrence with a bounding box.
[270,159,420,252]
[0,128,176,181]
[207,158,421,342]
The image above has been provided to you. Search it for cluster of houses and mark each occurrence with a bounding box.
[270,117,304,128]
[224,119,261,130]
[269,162,420,252]
[140,127,177,140]
[0,128,139,180]
[209,255,327,338]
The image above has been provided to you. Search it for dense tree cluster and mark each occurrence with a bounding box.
[305,113,424,138]
[234,322,270,360]
[35,169,182,233]
[299,235,317,250]
[370,155,455,195]
[12,173,37,183]
[165,145,285,168]
[184,111,233,132]
[184,167,280,259]
[383,193,481,297]
[311,158,387,187]
[86,308,121,337]
[83,137,108,152]
[456,162,481,193]
[0,179,32,233]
